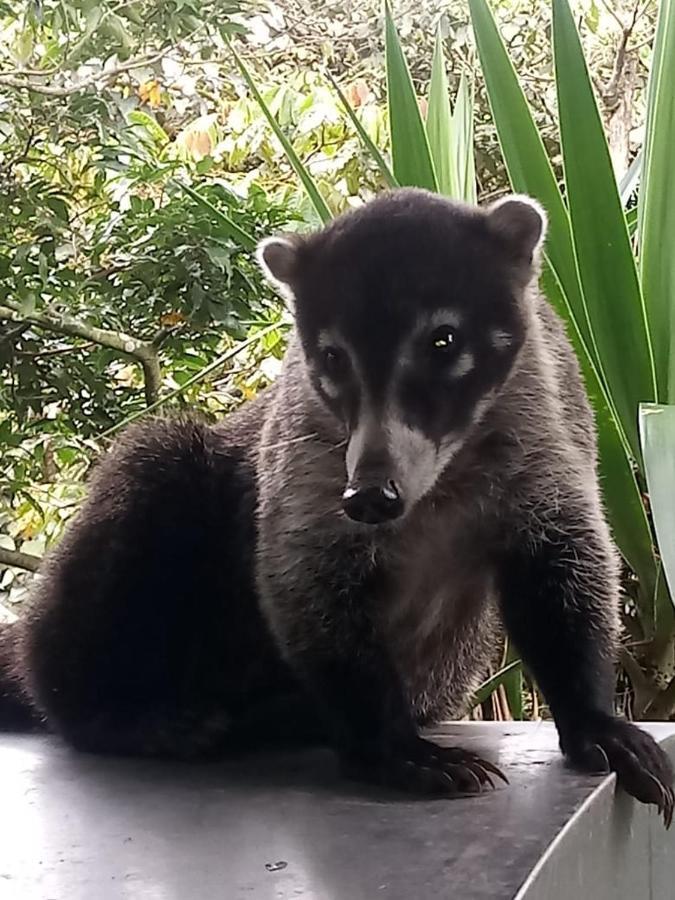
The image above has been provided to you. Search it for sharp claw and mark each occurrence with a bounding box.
[478,758,509,784]
[664,787,674,829]
[470,763,495,791]
[591,743,611,774]
[648,771,667,812]
[439,770,459,794]
[457,765,483,794]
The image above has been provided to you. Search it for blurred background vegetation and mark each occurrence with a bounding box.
[0,0,668,720]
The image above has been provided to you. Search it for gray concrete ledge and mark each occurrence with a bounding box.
[1,722,674,899]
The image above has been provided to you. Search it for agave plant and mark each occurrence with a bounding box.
[469,0,675,716]
[226,0,675,718]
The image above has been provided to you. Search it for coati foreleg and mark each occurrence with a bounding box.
[258,533,505,795]
[498,501,675,826]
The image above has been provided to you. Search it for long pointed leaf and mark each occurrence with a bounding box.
[452,74,476,204]
[473,659,522,705]
[231,44,332,224]
[426,27,458,197]
[325,70,398,189]
[469,0,657,622]
[619,149,642,207]
[542,262,658,634]
[638,0,675,401]
[553,0,657,459]
[384,2,438,191]
[640,405,675,610]
[469,0,596,372]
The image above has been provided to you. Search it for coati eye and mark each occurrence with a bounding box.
[321,345,349,379]
[429,325,459,355]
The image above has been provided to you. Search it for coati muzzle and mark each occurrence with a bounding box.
[342,431,405,524]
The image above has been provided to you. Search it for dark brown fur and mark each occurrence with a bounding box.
[1,189,672,823]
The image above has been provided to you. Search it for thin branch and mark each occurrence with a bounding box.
[598,0,626,30]
[0,547,41,573]
[99,321,284,439]
[0,46,172,97]
[0,303,161,405]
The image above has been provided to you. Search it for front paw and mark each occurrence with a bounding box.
[342,736,508,797]
[562,714,674,827]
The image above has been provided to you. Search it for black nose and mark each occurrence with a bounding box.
[342,481,403,524]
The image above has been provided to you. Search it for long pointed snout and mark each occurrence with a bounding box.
[343,419,404,524]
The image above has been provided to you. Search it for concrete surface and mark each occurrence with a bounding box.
[1,721,674,900]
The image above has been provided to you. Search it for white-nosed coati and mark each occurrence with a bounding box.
[1,189,672,824]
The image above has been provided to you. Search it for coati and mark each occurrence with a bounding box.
[1,188,672,824]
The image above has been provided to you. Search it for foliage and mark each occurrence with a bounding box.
[0,0,294,613]
[470,0,675,717]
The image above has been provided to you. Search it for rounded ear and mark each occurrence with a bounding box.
[486,195,547,263]
[256,236,303,307]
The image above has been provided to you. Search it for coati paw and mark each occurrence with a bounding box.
[562,715,674,828]
[343,736,508,797]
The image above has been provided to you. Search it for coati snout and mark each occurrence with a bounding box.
[257,188,546,524]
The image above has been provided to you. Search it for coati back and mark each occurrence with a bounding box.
[1,189,672,823]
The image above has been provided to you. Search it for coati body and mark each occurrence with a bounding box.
[1,189,672,820]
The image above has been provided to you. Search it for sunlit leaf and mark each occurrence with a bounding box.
[638,0,675,401]
[553,0,657,458]
[384,2,438,191]
[426,27,457,197]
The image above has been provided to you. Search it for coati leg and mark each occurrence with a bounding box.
[258,538,505,795]
[498,503,675,826]
[20,416,293,758]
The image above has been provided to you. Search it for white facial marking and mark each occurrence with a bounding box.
[385,417,448,504]
[319,375,340,399]
[345,409,373,483]
[490,329,513,351]
[317,329,336,351]
[449,351,474,378]
[425,308,463,331]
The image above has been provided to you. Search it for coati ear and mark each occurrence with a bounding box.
[486,195,547,264]
[256,235,303,308]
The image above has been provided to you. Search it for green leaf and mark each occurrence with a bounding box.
[553,0,657,459]
[473,659,522,705]
[639,404,675,611]
[231,44,332,224]
[384,2,438,191]
[468,0,595,365]
[619,150,642,207]
[128,110,170,146]
[173,181,255,250]
[326,71,397,189]
[426,26,457,197]
[638,0,675,401]
[542,263,658,633]
[452,74,476,204]
[626,206,638,237]
[502,639,523,719]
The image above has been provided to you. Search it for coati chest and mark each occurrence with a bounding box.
[373,495,502,721]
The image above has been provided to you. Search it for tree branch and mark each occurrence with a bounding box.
[0,46,172,97]
[0,303,162,406]
[0,547,41,573]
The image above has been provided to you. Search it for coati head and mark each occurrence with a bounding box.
[257,188,546,525]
